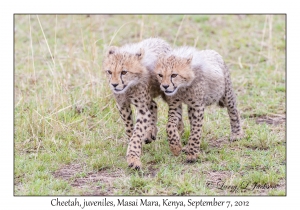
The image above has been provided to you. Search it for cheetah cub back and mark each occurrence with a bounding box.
[154,46,244,163]
[102,38,171,169]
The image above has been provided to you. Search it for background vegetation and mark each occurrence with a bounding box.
[14,14,285,195]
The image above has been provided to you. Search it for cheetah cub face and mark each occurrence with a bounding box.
[103,47,147,94]
[154,55,195,96]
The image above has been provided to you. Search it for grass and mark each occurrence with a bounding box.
[14,14,285,195]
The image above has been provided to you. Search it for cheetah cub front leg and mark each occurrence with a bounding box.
[176,103,185,137]
[126,108,153,169]
[126,97,154,169]
[116,102,134,138]
[184,103,205,163]
[166,100,184,156]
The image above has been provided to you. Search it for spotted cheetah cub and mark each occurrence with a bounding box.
[154,46,244,163]
[103,38,171,169]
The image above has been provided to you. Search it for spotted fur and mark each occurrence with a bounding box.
[154,46,244,163]
[102,38,172,169]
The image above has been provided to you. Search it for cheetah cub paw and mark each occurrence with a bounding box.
[144,125,158,144]
[127,155,142,170]
[181,145,188,154]
[170,143,182,156]
[230,130,244,142]
[186,151,199,163]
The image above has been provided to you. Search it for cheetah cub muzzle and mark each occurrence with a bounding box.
[154,46,244,163]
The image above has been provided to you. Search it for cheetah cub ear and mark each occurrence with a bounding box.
[107,46,118,55]
[186,55,193,65]
[135,48,145,60]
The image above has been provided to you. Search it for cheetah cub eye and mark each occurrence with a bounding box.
[107,70,112,75]
[171,74,178,78]
[121,70,127,75]
[158,74,163,77]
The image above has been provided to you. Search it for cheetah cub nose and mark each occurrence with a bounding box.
[162,84,169,89]
[111,83,118,87]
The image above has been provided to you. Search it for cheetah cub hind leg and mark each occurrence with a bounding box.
[181,145,188,154]
[143,100,158,144]
[223,72,244,142]
[178,118,185,137]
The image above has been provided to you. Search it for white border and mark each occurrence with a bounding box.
[2,0,298,209]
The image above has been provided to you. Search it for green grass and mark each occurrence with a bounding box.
[14,14,285,195]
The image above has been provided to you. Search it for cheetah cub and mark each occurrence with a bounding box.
[102,38,171,169]
[154,46,244,163]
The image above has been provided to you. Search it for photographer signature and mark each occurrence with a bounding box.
[206,181,280,193]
